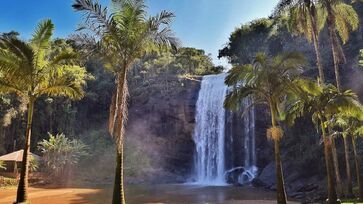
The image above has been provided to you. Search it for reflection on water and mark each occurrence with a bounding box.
[126,184,277,204]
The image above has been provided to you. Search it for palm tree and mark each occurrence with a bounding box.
[286,81,362,203]
[0,19,89,203]
[319,1,359,197]
[354,125,363,201]
[320,0,359,91]
[276,0,327,83]
[72,0,179,203]
[330,116,363,198]
[225,52,306,204]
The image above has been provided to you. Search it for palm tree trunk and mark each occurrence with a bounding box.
[321,120,338,204]
[330,35,342,92]
[352,137,363,201]
[312,35,325,84]
[343,136,353,198]
[309,7,325,84]
[15,99,34,204]
[274,139,287,204]
[110,67,128,204]
[331,138,343,198]
[112,143,125,204]
[270,104,287,204]
[326,3,345,92]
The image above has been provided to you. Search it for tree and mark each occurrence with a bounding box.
[0,19,89,203]
[38,133,88,181]
[275,0,327,83]
[72,0,179,203]
[354,125,363,201]
[219,18,274,65]
[225,52,306,204]
[0,161,6,170]
[286,81,362,203]
[330,116,363,198]
[320,0,359,91]
[319,0,359,197]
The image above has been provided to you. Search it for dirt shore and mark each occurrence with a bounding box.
[0,185,300,204]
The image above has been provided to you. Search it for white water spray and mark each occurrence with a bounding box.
[192,74,257,185]
[193,73,227,185]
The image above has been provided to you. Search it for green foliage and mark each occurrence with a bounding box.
[29,155,39,172]
[0,161,6,170]
[329,2,359,44]
[73,0,180,74]
[38,133,89,179]
[284,0,326,42]
[219,18,274,65]
[285,81,363,133]
[0,176,17,187]
[133,47,220,82]
[0,19,91,101]
[224,51,306,114]
[73,0,179,157]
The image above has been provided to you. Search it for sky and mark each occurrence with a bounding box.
[0,0,279,66]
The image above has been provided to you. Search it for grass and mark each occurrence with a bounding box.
[341,200,363,204]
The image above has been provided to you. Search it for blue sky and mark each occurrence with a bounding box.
[0,0,279,66]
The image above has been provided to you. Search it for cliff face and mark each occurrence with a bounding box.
[126,77,201,182]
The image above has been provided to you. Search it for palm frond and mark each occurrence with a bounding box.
[50,51,78,65]
[35,65,90,100]
[225,64,253,86]
[147,10,180,51]
[0,36,34,70]
[0,37,34,82]
[224,86,259,110]
[31,19,54,50]
[0,79,26,96]
[72,0,111,34]
[333,3,359,44]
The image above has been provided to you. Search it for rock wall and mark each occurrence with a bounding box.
[126,77,201,183]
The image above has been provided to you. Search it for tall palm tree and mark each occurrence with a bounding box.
[286,81,362,203]
[276,0,327,83]
[0,19,89,203]
[72,0,179,203]
[320,1,359,197]
[354,125,363,201]
[330,115,363,198]
[225,52,306,204]
[320,0,359,91]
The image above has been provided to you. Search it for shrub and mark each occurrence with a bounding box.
[0,176,17,187]
[0,161,6,170]
[38,133,89,180]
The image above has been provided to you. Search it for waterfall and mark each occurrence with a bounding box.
[238,97,257,184]
[192,73,257,185]
[193,73,227,185]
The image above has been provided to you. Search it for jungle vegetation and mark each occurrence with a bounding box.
[222,0,363,203]
[0,0,362,203]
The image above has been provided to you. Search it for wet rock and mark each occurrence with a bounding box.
[257,162,276,187]
[251,178,266,187]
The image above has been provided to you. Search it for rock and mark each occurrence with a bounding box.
[251,178,266,187]
[125,77,201,183]
[297,183,319,192]
[257,162,276,187]
[290,192,306,199]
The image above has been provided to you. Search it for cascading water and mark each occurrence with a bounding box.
[192,73,258,185]
[238,97,257,184]
[193,73,227,185]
